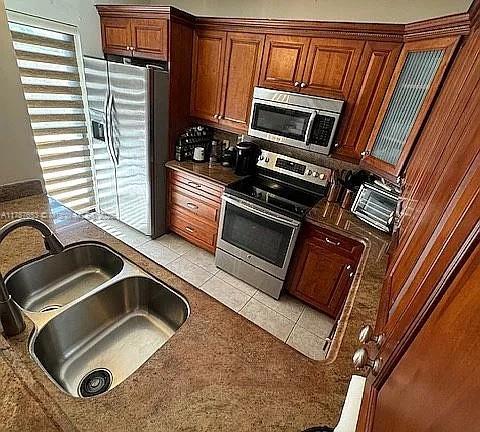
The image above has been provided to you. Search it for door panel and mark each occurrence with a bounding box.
[301,38,364,99]
[130,18,168,60]
[361,36,459,180]
[372,240,480,432]
[101,17,131,56]
[83,57,118,219]
[219,32,265,131]
[190,30,226,122]
[108,62,151,235]
[287,223,363,318]
[259,35,310,91]
[334,41,401,161]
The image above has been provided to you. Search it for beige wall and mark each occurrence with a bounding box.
[0,0,43,186]
[150,0,473,23]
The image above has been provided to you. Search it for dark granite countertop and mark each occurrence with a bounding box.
[0,193,390,432]
[165,160,244,186]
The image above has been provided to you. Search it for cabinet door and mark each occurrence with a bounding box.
[130,18,168,61]
[258,35,310,91]
[101,17,132,56]
[190,30,227,123]
[334,41,401,161]
[288,224,363,318]
[218,32,265,132]
[361,37,459,180]
[301,38,365,99]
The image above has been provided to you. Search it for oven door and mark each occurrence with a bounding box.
[248,99,317,148]
[217,194,301,279]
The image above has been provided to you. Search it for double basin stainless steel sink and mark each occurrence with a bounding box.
[5,242,190,398]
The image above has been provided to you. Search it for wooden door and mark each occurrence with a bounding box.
[258,35,310,91]
[218,32,265,132]
[361,36,459,181]
[334,41,401,161]
[357,234,480,432]
[287,224,363,318]
[190,29,226,123]
[101,17,132,56]
[300,38,365,99]
[130,18,168,61]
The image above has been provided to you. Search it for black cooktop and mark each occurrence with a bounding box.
[226,174,326,219]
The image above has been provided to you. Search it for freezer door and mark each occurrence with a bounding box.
[83,57,118,218]
[108,61,151,235]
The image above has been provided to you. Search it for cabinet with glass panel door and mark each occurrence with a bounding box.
[360,37,460,182]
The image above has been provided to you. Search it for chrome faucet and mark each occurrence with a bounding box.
[0,218,64,336]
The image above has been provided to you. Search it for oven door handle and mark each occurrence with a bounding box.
[223,195,301,228]
[304,110,317,146]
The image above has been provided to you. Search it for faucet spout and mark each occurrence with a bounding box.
[0,218,65,336]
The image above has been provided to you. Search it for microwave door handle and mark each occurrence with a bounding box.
[304,110,317,146]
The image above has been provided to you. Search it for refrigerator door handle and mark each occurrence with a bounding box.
[106,92,119,165]
[104,92,115,164]
[111,95,120,165]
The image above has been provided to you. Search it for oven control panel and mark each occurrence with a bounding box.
[257,150,331,187]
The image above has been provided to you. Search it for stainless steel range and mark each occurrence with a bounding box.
[215,150,332,299]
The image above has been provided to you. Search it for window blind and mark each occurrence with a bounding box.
[8,20,95,214]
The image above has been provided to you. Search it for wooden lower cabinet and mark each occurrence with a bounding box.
[167,168,223,253]
[287,223,363,318]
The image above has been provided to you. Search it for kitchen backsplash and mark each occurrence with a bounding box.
[212,128,359,173]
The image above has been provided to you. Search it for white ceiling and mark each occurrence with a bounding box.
[148,0,473,23]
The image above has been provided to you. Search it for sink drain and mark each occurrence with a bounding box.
[39,304,62,313]
[78,368,112,397]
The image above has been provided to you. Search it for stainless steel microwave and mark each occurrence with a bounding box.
[248,87,343,155]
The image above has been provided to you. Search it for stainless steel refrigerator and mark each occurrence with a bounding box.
[83,56,169,237]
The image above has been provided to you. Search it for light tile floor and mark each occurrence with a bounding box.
[86,213,335,360]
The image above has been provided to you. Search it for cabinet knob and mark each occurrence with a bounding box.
[358,324,385,347]
[300,82,307,88]
[294,81,300,87]
[360,150,370,158]
[353,348,382,375]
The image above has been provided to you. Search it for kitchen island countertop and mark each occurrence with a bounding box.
[0,192,390,432]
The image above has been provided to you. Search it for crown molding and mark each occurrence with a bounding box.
[95,5,473,43]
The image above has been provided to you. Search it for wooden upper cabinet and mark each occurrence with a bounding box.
[130,18,168,60]
[301,38,365,99]
[287,223,363,318]
[190,30,227,123]
[259,35,310,91]
[334,41,402,161]
[101,17,132,56]
[218,32,265,131]
[360,36,460,181]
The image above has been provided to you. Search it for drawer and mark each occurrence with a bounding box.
[169,187,219,223]
[169,169,224,203]
[308,225,363,258]
[169,207,217,251]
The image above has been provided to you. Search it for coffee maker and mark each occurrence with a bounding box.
[235,142,259,176]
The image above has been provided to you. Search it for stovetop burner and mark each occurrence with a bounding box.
[226,174,326,219]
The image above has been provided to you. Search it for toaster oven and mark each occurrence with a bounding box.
[351,183,399,233]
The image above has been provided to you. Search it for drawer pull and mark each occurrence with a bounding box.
[185,226,195,233]
[186,202,198,209]
[325,237,340,246]
[187,181,201,189]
